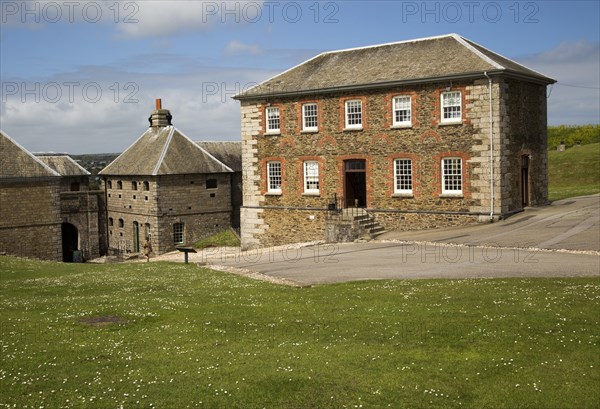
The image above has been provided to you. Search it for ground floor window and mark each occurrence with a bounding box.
[267,161,282,193]
[442,158,462,194]
[173,222,184,244]
[394,159,413,194]
[303,161,319,194]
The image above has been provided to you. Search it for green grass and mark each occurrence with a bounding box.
[1,257,599,408]
[548,142,600,201]
[193,229,240,250]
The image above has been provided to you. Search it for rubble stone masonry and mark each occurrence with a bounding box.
[240,77,549,248]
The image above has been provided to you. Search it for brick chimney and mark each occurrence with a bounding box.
[149,98,172,127]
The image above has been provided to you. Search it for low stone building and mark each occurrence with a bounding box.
[233,33,556,248]
[99,100,241,256]
[0,131,105,261]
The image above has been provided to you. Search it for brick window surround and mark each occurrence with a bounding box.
[433,151,471,198]
[260,157,287,195]
[387,153,420,197]
[339,96,368,131]
[297,156,324,196]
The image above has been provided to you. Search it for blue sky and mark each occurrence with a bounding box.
[1,0,599,153]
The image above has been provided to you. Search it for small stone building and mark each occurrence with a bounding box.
[233,34,556,248]
[0,131,105,261]
[99,100,241,255]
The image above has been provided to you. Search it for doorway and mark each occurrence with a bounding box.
[61,223,79,262]
[133,221,140,253]
[344,159,367,208]
[521,155,530,207]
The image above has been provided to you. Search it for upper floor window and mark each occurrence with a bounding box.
[108,217,114,227]
[117,180,123,190]
[393,96,411,127]
[206,179,218,189]
[107,180,112,189]
[266,107,280,133]
[173,223,184,244]
[303,161,319,194]
[302,103,318,131]
[267,161,282,194]
[441,91,461,124]
[143,181,150,191]
[345,100,362,129]
[394,159,413,194]
[442,158,462,194]
[131,181,138,190]
[118,218,124,228]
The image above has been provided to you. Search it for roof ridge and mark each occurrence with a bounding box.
[459,36,556,81]
[152,126,175,176]
[99,128,151,175]
[452,35,505,70]
[0,130,61,177]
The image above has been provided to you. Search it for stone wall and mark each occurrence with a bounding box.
[0,178,62,260]
[103,172,233,255]
[240,77,549,248]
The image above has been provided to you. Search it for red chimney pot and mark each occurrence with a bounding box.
[156,98,162,110]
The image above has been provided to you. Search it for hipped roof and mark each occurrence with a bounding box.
[99,126,233,176]
[234,33,555,100]
[0,130,61,179]
[36,155,90,177]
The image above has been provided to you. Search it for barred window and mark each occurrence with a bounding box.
[442,158,462,194]
[267,161,282,193]
[107,180,112,189]
[131,181,138,190]
[302,103,318,131]
[118,218,124,228]
[117,180,123,190]
[393,96,411,126]
[266,107,280,133]
[345,100,362,129]
[173,223,184,244]
[394,159,413,194]
[441,91,461,123]
[303,161,319,194]
[143,181,150,191]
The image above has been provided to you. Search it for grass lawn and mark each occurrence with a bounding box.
[193,229,240,250]
[1,257,599,408]
[548,143,600,201]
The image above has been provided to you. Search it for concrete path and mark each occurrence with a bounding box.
[153,196,600,285]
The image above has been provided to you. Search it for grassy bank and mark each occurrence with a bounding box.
[548,142,600,201]
[1,257,599,408]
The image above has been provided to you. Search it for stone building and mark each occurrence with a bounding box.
[233,34,556,248]
[0,131,105,261]
[99,100,241,256]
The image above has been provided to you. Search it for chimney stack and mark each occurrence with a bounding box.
[149,98,172,128]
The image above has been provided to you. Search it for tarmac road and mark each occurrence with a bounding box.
[206,195,600,285]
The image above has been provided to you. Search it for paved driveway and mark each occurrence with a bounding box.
[203,196,599,285]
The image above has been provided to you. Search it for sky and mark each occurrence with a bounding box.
[1,0,599,154]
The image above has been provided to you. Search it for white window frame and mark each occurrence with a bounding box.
[267,161,282,194]
[173,222,184,244]
[303,161,319,194]
[302,103,318,131]
[394,159,413,194]
[266,106,280,133]
[441,91,462,124]
[344,99,363,129]
[441,158,463,195]
[392,96,411,127]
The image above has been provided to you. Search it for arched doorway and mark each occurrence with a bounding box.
[61,223,79,262]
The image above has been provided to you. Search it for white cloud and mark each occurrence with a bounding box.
[224,40,263,56]
[519,40,600,125]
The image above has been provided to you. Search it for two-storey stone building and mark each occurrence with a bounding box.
[99,100,240,255]
[234,34,556,248]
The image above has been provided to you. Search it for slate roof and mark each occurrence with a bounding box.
[195,141,242,172]
[99,126,233,176]
[234,34,556,100]
[36,154,90,177]
[0,130,61,179]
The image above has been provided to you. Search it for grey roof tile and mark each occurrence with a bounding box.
[99,126,233,176]
[36,155,90,176]
[0,130,61,179]
[234,34,555,100]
